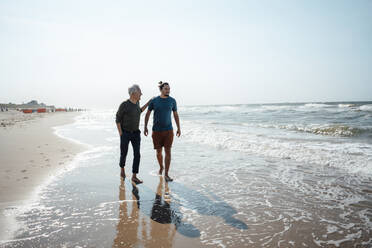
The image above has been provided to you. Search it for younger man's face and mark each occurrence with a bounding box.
[161,85,170,96]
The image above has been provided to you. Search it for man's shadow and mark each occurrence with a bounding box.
[116,177,248,240]
[132,177,201,238]
[168,182,248,230]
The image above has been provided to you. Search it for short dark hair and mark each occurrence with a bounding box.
[158,81,169,90]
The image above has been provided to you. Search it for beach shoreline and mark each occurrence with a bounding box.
[0,104,371,247]
[0,111,87,240]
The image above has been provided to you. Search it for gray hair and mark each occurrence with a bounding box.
[128,84,141,95]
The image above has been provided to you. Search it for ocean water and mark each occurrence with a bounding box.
[1,101,372,247]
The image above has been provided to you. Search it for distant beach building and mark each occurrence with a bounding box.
[0,100,55,112]
[0,100,85,113]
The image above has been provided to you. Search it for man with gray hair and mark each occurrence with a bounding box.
[115,84,152,184]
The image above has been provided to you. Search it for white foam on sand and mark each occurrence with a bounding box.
[0,116,102,244]
[0,141,117,246]
[53,114,94,148]
[0,203,22,242]
[0,148,92,244]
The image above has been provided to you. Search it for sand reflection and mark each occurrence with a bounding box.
[113,178,177,247]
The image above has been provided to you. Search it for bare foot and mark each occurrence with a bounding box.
[132,177,143,184]
[120,169,126,178]
[158,167,163,175]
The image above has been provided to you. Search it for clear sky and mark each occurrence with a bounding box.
[0,0,371,108]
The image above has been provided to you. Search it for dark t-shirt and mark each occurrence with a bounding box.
[115,100,141,132]
[148,96,177,131]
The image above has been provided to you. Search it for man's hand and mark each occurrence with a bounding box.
[116,123,123,137]
[173,111,181,138]
[144,110,152,136]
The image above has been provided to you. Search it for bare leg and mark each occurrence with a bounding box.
[156,148,164,175]
[164,148,173,181]
[121,167,125,178]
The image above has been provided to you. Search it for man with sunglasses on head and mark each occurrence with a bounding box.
[144,81,181,182]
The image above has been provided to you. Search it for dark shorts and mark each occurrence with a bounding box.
[152,130,174,149]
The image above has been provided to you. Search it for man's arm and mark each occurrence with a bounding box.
[140,98,153,112]
[144,109,152,136]
[115,103,125,136]
[116,122,123,136]
[173,111,181,137]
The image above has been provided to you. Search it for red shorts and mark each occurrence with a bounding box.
[152,130,174,149]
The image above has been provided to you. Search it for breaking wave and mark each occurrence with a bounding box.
[182,121,372,175]
[359,104,372,112]
[257,124,372,137]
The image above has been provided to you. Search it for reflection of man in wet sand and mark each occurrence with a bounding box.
[151,177,174,223]
[113,179,176,248]
[146,177,177,247]
[113,180,143,247]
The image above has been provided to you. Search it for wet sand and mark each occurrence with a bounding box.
[0,111,86,239]
[1,109,371,247]
[113,177,204,248]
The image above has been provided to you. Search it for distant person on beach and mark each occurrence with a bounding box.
[116,84,152,184]
[144,81,181,182]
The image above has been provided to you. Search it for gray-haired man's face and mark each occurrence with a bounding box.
[132,89,142,102]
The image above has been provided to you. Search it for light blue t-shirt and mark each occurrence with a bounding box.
[148,96,177,131]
